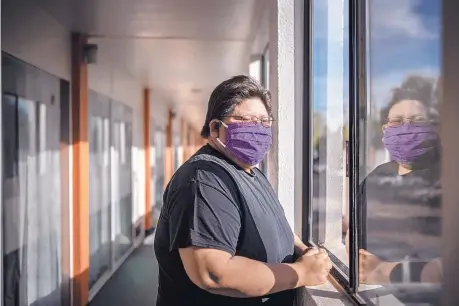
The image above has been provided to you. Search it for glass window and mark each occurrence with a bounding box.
[152,125,165,227]
[255,48,270,175]
[111,103,134,262]
[306,0,443,304]
[3,94,66,305]
[2,94,17,180]
[357,0,442,304]
[173,116,181,171]
[310,0,350,268]
[264,48,270,90]
[88,92,111,289]
[2,53,70,305]
[249,57,262,83]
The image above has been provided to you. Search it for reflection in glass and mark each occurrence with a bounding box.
[173,117,181,172]
[3,94,64,305]
[152,126,165,226]
[2,94,20,306]
[112,105,133,261]
[88,111,111,289]
[311,0,350,267]
[356,0,442,304]
[252,52,269,175]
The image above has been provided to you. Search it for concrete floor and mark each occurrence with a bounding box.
[89,236,159,306]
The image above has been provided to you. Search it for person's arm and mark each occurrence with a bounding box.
[360,250,443,284]
[294,234,309,257]
[179,247,306,298]
[169,179,330,298]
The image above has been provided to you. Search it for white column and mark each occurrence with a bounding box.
[268,0,303,234]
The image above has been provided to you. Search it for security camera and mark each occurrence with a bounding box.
[83,44,98,64]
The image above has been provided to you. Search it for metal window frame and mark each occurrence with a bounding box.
[302,0,367,304]
[0,24,3,306]
[348,0,366,294]
[441,1,459,304]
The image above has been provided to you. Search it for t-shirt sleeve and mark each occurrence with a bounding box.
[168,180,241,255]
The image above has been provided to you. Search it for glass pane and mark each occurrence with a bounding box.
[2,56,69,305]
[264,48,270,90]
[149,123,156,228]
[2,96,63,305]
[2,94,20,306]
[88,95,111,289]
[311,0,350,269]
[249,57,262,83]
[259,48,270,175]
[19,98,37,304]
[358,0,442,304]
[112,104,133,261]
[173,117,181,171]
[153,126,165,226]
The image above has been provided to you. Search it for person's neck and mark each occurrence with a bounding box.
[208,140,252,173]
[398,164,413,175]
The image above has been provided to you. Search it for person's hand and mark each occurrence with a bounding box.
[294,248,332,286]
[359,249,396,284]
[421,258,443,283]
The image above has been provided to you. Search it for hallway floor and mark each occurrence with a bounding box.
[89,236,159,306]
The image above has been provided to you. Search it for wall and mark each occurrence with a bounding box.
[251,0,270,56]
[2,0,71,80]
[149,92,170,128]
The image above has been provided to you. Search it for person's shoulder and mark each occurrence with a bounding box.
[171,148,238,193]
[367,161,398,177]
[359,161,397,190]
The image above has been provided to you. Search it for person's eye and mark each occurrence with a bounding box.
[388,119,402,126]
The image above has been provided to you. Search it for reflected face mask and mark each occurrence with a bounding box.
[218,121,272,166]
[382,123,439,165]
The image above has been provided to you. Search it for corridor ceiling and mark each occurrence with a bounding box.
[35,0,268,128]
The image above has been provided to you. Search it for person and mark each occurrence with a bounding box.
[154,75,332,306]
[345,83,443,288]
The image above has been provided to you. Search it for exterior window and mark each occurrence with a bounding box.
[310,0,350,267]
[249,48,270,176]
[358,0,442,304]
[305,0,443,304]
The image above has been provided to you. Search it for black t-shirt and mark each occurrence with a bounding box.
[359,161,442,262]
[154,145,296,306]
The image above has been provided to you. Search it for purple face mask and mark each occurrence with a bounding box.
[382,123,439,165]
[219,121,272,166]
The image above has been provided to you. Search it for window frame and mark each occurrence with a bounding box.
[301,0,368,304]
[303,0,449,305]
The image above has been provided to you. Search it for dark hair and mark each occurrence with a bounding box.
[380,75,435,123]
[200,75,272,138]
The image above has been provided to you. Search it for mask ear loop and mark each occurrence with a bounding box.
[215,120,228,148]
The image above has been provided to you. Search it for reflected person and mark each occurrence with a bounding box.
[346,86,442,285]
[154,75,332,306]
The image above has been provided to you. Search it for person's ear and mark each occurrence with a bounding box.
[209,120,221,138]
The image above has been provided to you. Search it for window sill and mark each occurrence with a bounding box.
[301,278,355,306]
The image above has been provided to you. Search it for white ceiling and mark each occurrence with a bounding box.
[36,0,268,128]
